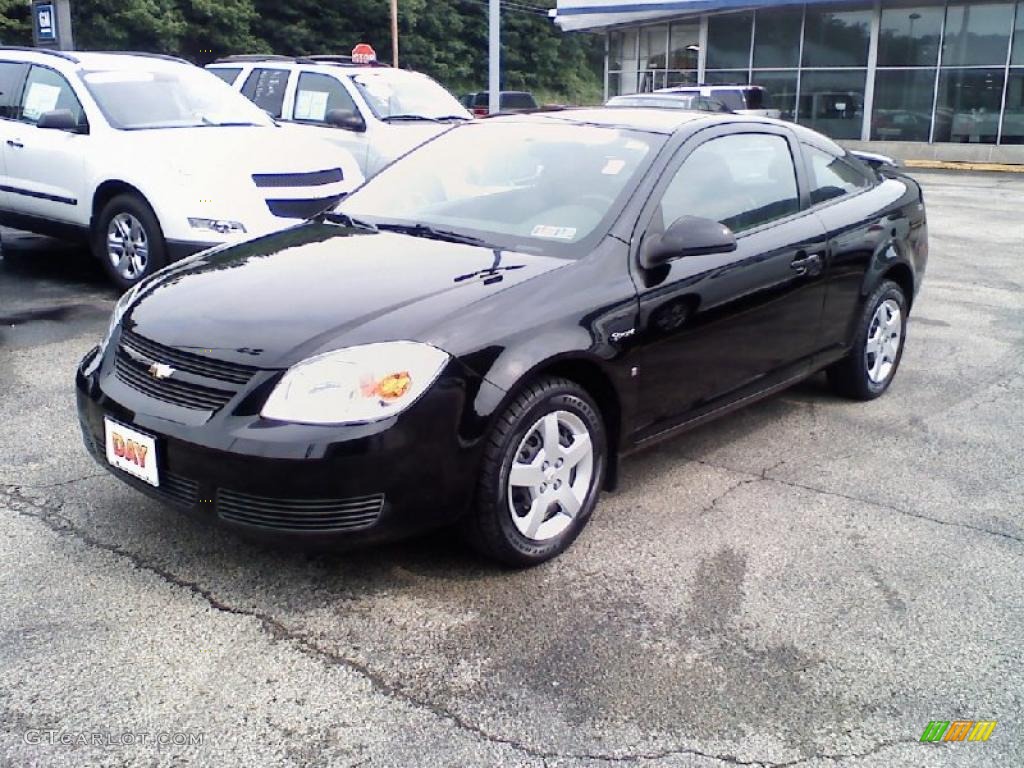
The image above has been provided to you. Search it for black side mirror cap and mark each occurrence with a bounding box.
[37,109,85,132]
[641,215,737,269]
[326,109,366,133]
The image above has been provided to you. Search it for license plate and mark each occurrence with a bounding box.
[104,418,160,487]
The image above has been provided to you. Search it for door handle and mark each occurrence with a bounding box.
[6,139,24,149]
[790,251,822,275]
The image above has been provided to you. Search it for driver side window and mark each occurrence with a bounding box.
[659,133,800,234]
[19,65,84,126]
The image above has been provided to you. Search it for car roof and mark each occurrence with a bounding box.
[0,47,190,70]
[659,84,765,92]
[506,107,750,135]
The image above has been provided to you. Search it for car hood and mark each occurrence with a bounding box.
[125,222,567,369]
[114,126,346,177]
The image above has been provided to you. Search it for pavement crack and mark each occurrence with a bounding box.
[6,472,107,489]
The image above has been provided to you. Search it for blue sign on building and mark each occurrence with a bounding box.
[36,3,57,42]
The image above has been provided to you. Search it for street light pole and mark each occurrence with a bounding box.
[391,0,399,68]
[488,0,500,115]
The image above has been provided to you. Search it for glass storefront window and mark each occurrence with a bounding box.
[639,25,669,70]
[871,69,937,141]
[934,68,1005,143]
[705,70,750,85]
[1002,71,1024,143]
[707,12,753,69]
[670,21,701,69]
[752,71,798,121]
[878,3,943,66]
[942,3,1014,67]
[753,7,803,68]
[798,70,867,139]
[802,7,872,67]
[1012,3,1024,65]
[666,70,698,88]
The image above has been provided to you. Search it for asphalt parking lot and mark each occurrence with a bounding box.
[1,171,1022,768]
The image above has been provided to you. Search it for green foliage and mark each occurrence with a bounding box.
[1,0,603,103]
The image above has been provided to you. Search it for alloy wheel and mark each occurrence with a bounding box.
[865,298,902,385]
[507,410,594,542]
[107,213,150,281]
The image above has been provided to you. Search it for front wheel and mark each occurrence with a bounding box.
[463,377,607,567]
[828,279,908,400]
[93,193,168,290]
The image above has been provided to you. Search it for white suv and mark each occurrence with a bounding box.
[207,55,471,178]
[0,48,363,288]
[657,85,782,119]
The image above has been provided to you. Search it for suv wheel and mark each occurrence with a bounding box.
[827,279,908,400]
[93,193,167,289]
[463,376,606,567]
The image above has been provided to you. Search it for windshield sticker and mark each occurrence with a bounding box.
[295,90,330,121]
[23,82,61,120]
[531,225,577,240]
[602,159,626,175]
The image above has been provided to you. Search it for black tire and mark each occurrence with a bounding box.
[463,376,607,567]
[93,193,168,290]
[827,279,908,400]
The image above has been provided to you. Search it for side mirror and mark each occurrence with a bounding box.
[641,215,737,269]
[326,108,366,132]
[37,109,83,132]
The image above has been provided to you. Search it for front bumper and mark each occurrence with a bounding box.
[76,346,486,548]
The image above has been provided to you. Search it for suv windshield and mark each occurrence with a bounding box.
[351,71,470,121]
[83,65,275,130]
[339,121,661,254]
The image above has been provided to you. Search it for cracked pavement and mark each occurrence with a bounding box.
[1,172,1022,767]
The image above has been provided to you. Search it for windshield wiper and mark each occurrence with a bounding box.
[375,222,491,247]
[318,211,379,232]
[199,116,262,127]
[380,114,443,123]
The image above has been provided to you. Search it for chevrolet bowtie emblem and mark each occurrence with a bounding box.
[148,362,175,380]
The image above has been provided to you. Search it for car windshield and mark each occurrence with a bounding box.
[350,70,470,121]
[339,120,661,254]
[82,65,275,130]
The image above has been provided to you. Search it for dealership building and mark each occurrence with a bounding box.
[554,1,1024,162]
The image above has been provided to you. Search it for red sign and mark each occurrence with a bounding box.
[352,43,377,65]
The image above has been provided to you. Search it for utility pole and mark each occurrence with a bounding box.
[390,0,399,68]
[488,0,500,115]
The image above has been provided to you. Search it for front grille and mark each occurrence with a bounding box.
[155,473,200,509]
[252,168,344,188]
[114,353,235,411]
[266,196,343,220]
[121,329,257,386]
[217,489,384,533]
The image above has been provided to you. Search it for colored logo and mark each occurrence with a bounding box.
[148,362,175,380]
[920,721,997,742]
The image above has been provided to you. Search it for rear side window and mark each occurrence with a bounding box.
[240,68,289,118]
[501,92,537,109]
[804,144,872,205]
[709,89,746,111]
[209,67,242,85]
[661,133,800,233]
[293,72,358,122]
[19,65,84,125]
[742,88,767,110]
[0,61,28,119]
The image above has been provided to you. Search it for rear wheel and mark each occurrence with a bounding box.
[93,193,168,290]
[828,279,908,400]
[464,377,606,566]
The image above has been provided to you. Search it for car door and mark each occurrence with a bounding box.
[287,71,370,174]
[0,60,29,215]
[1,64,88,225]
[631,125,830,437]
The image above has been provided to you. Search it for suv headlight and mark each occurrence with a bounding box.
[261,342,450,425]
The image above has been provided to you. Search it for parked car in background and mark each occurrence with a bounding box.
[461,90,539,116]
[78,109,927,565]
[606,92,731,113]
[0,48,360,288]
[657,84,781,119]
[209,53,471,178]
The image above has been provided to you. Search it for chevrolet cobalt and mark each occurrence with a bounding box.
[77,109,927,566]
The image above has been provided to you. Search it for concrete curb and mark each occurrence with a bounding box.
[903,160,1024,174]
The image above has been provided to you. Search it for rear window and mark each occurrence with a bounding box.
[709,89,746,111]
[208,67,241,85]
[501,92,537,109]
[743,87,768,110]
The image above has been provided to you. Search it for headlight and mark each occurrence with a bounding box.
[261,342,450,425]
[188,218,246,235]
